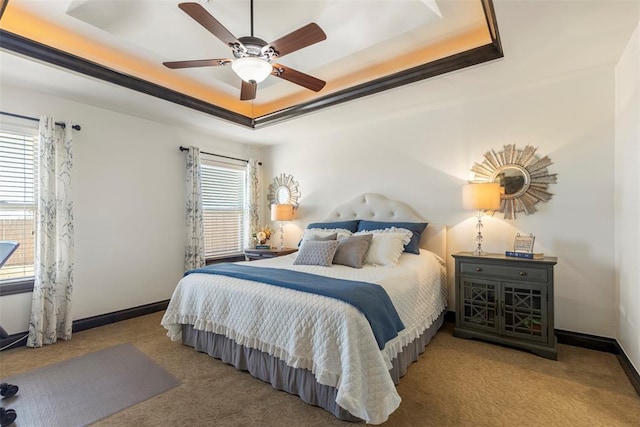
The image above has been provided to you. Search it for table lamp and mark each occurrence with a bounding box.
[271,204,294,250]
[463,182,501,256]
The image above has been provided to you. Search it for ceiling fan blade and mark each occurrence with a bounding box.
[272,64,326,92]
[263,23,326,58]
[178,2,242,48]
[163,59,232,69]
[240,80,257,101]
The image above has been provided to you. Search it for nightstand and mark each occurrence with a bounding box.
[452,252,558,360]
[244,247,297,261]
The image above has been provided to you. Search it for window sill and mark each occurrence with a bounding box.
[0,278,35,296]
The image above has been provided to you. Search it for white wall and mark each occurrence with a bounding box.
[0,85,257,334]
[615,22,640,373]
[264,64,618,338]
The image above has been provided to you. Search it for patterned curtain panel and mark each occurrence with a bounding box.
[28,116,74,348]
[184,146,205,270]
[245,159,260,248]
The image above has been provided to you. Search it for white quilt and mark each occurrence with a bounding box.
[161,249,447,425]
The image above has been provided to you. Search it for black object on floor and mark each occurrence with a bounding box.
[0,384,18,398]
[0,382,18,426]
[0,407,17,427]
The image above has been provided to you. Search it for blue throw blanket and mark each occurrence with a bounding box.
[185,264,405,349]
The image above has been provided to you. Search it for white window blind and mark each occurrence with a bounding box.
[201,161,247,259]
[0,127,38,281]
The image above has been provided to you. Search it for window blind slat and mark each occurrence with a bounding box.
[201,164,247,259]
[0,128,38,281]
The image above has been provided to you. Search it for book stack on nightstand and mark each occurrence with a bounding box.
[505,250,544,259]
[244,247,297,261]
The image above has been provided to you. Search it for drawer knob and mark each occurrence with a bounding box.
[475,267,482,272]
[519,271,527,276]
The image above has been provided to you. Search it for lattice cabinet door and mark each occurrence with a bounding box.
[500,282,548,343]
[459,278,499,333]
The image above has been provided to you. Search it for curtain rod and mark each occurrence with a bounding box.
[0,111,82,131]
[179,146,261,166]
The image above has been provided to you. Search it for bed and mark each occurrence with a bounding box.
[161,193,448,424]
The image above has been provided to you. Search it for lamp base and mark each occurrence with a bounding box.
[473,248,489,256]
[473,210,488,256]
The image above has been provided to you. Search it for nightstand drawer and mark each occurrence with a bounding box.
[249,252,275,259]
[244,248,297,261]
[459,262,548,282]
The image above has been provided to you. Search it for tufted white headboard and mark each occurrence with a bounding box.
[322,193,447,261]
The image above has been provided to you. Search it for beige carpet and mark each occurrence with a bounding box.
[0,312,638,426]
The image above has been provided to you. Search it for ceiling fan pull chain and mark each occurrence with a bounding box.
[250,0,254,37]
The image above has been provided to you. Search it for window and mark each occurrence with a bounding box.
[201,160,247,259]
[0,125,38,283]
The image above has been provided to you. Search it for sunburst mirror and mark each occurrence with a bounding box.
[267,173,301,208]
[470,144,557,219]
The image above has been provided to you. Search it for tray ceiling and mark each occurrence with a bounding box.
[0,0,503,128]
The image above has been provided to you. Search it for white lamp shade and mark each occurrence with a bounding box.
[462,183,501,211]
[271,204,294,221]
[231,57,273,84]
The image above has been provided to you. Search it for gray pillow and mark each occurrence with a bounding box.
[332,234,373,269]
[306,233,337,241]
[294,240,340,267]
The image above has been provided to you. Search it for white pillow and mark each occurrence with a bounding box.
[354,227,412,267]
[300,228,352,243]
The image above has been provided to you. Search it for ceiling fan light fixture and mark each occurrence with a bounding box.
[231,57,272,84]
[167,3,326,100]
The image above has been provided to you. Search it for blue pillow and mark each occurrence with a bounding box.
[307,220,360,233]
[356,220,428,254]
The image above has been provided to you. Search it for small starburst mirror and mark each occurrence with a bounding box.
[267,173,301,208]
[470,144,558,219]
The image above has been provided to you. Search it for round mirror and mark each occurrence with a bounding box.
[491,165,530,199]
[276,186,291,204]
[267,173,301,208]
[470,144,557,219]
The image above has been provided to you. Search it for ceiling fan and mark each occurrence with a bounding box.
[163,1,327,101]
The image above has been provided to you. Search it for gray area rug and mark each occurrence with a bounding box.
[0,343,179,427]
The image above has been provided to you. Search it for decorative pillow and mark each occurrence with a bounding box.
[332,234,373,269]
[307,220,360,233]
[299,228,352,246]
[355,228,412,267]
[357,220,428,254]
[294,240,340,267]
[306,233,337,241]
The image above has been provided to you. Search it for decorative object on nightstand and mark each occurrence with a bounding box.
[462,182,501,256]
[271,204,294,251]
[244,247,297,261]
[452,252,558,360]
[252,225,273,249]
[505,233,544,259]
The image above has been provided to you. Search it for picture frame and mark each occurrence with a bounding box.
[513,233,535,253]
